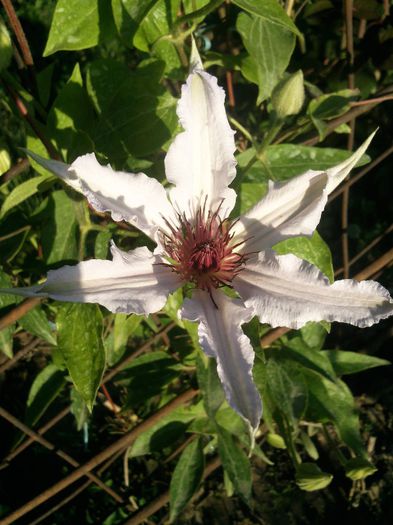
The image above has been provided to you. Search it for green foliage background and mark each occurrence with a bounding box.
[0,1,392,523]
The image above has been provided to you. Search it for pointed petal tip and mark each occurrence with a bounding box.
[0,285,46,298]
[181,290,263,440]
[23,148,69,180]
[326,129,379,194]
[189,36,203,72]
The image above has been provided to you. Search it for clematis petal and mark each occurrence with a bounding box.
[181,290,262,438]
[165,66,237,218]
[232,132,376,253]
[234,250,393,329]
[325,131,376,194]
[232,171,328,253]
[26,150,174,241]
[4,244,180,315]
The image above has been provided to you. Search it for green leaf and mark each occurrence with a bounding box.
[237,144,370,183]
[47,63,95,160]
[295,463,333,491]
[169,437,204,522]
[0,174,53,219]
[323,350,390,376]
[304,370,365,456]
[233,182,268,215]
[41,190,78,264]
[274,231,334,283]
[196,354,225,419]
[133,0,182,76]
[344,457,377,480]
[282,336,336,382]
[36,63,55,107]
[265,357,308,426]
[70,387,90,431]
[117,351,181,407]
[308,90,356,120]
[0,19,12,71]
[19,306,57,346]
[94,230,111,260]
[0,269,18,358]
[233,0,301,37]
[44,0,114,56]
[0,147,11,176]
[307,90,357,138]
[300,430,319,460]
[25,363,66,427]
[105,313,143,366]
[57,303,106,411]
[129,402,204,457]
[237,12,295,103]
[217,425,252,504]
[111,0,161,45]
[300,322,329,351]
[86,58,177,163]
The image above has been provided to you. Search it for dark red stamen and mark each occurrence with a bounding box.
[160,204,247,292]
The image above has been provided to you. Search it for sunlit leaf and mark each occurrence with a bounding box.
[57,303,106,411]
[169,437,204,522]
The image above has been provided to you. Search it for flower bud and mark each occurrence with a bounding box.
[0,20,12,72]
[272,70,305,119]
[296,463,333,491]
[345,457,377,481]
[266,432,286,449]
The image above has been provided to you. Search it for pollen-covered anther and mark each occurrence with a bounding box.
[161,207,246,291]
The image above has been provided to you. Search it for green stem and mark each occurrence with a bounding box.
[229,116,253,142]
[241,120,283,178]
[175,0,223,26]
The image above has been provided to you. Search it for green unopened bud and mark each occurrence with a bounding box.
[296,463,333,492]
[345,457,377,481]
[266,432,286,449]
[272,70,305,119]
[0,19,12,72]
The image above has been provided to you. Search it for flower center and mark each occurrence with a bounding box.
[160,205,246,291]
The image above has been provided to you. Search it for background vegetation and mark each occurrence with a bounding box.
[0,0,392,523]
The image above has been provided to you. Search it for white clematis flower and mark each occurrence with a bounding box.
[5,52,393,440]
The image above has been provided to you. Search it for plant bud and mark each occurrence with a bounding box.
[0,20,12,72]
[345,457,377,481]
[272,70,305,119]
[295,463,333,491]
[266,432,286,449]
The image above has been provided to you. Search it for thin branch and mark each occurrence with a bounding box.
[0,388,199,525]
[0,406,125,504]
[1,79,59,159]
[350,94,393,106]
[1,157,29,183]
[0,336,40,374]
[335,223,393,276]
[341,0,356,279]
[103,322,175,383]
[0,406,70,469]
[0,323,174,465]
[354,247,393,281]
[29,450,126,525]
[0,297,42,332]
[329,144,393,201]
[0,0,34,66]
[123,456,222,525]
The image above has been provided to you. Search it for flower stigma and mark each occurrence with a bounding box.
[160,201,247,300]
